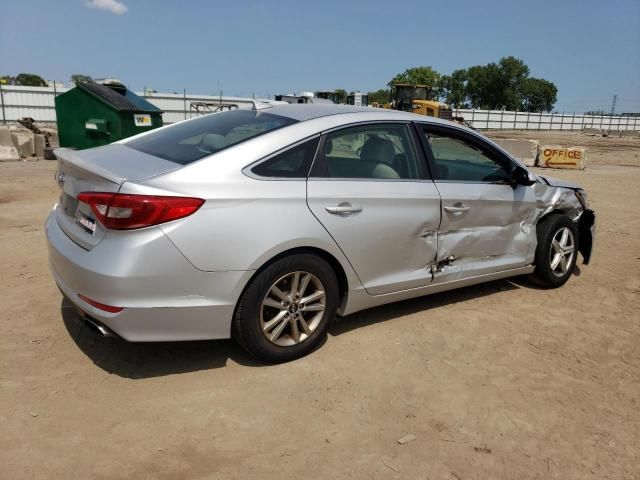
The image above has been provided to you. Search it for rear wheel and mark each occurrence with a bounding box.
[233,254,338,363]
[530,214,578,288]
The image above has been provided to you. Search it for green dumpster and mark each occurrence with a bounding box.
[55,80,163,149]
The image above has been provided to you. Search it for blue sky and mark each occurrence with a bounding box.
[1,0,639,112]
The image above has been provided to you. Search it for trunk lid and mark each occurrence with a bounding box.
[53,144,180,250]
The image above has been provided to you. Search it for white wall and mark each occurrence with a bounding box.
[1,85,639,131]
[0,85,263,125]
[453,108,640,131]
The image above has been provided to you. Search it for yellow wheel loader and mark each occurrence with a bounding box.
[385,83,453,120]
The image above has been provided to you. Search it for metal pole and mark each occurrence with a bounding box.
[52,82,57,125]
[526,111,530,130]
[0,83,6,124]
[538,111,542,131]
[572,112,575,131]
[513,110,517,130]
[500,108,504,130]
[183,88,187,120]
[560,112,564,131]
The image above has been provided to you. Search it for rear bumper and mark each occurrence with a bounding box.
[45,208,254,341]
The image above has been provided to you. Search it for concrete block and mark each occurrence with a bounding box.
[539,145,586,170]
[11,132,35,158]
[581,127,600,136]
[34,134,46,157]
[0,127,13,147]
[0,145,20,162]
[621,130,640,138]
[606,130,621,138]
[492,138,539,166]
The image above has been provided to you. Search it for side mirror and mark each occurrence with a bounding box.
[510,165,536,187]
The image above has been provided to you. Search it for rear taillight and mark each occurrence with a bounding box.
[77,192,204,230]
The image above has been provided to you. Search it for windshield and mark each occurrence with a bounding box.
[396,87,427,102]
[126,109,297,165]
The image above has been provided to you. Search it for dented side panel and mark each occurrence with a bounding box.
[307,179,441,296]
[431,177,589,284]
[433,182,538,282]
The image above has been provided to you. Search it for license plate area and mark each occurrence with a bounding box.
[76,210,96,235]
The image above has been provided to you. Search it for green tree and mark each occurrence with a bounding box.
[0,75,15,85]
[367,88,390,105]
[439,69,468,107]
[462,56,556,111]
[521,77,557,112]
[70,74,93,85]
[389,66,441,99]
[381,57,557,112]
[497,56,530,110]
[14,73,48,87]
[465,63,502,109]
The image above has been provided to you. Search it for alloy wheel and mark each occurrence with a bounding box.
[260,271,326,347]
[549,227,575,277]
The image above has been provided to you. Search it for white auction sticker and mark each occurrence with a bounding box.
[134,114,152,127]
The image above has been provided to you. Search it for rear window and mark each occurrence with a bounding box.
[126,109,297,165]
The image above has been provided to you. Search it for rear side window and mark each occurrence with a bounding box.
[126,110,297,165]
[312,124,421,180]
[251,137,319,178]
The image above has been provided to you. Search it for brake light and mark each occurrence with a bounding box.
[77,192,204,230]
[78,294,123,313]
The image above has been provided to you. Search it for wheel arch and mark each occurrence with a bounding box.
[234,246,350,320]
[536,208,567,227]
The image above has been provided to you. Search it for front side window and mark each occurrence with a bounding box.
[422,128,511,183]
[126,110,297,165]
[251,137,319,178]
[314,124,420,180]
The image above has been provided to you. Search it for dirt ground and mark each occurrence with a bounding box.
[1,131,639,479]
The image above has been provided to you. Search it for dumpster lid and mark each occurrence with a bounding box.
[78,81,162,114]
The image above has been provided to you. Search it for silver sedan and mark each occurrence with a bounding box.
[46,104,595,362]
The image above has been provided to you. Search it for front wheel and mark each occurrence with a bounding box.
[232,254,338,363]
[530,214,578,288]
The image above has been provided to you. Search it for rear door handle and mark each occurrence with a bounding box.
[325,203,363,215]
[444,203,470,213]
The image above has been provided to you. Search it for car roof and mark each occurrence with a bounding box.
[264,103,432,123]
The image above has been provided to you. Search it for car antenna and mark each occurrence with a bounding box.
[251,99,273,111]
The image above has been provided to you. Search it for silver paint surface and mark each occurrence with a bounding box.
[45,105,594,341]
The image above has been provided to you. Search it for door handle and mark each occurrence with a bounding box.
[444,203,470,214]
[325,203,363,215]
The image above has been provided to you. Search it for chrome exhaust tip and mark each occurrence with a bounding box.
[83,316,113,337]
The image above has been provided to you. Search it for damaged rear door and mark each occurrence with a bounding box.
[307,122,441,296]
[417,124,537,282]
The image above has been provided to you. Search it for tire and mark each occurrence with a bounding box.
[529,214,579,288]
[232,254,339,363]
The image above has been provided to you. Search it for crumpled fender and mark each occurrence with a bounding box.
[532,176,594,264]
